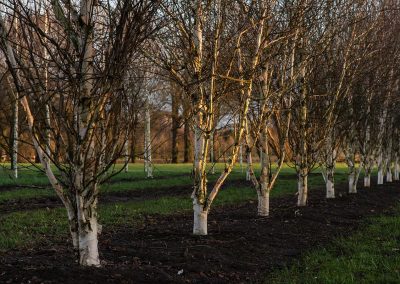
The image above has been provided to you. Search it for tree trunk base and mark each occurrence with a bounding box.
[257,192,270,216]
[364,175,370,187]
[78,218,100,267]
[326,179,334,199]
[297,176,308,207]
[377,170,384,185]
[193,202,208,235]
[386,171,393,183]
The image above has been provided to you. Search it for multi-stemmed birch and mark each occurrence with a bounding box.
[0,0,158,266]
[245,32,296,216]
[153,0,271,234]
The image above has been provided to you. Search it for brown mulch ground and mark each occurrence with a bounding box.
[1,180,400,283]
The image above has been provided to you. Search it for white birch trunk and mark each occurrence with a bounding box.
[297,173,308,206]
[257,191,269,216]
[386,161,393,182]
[348,171,356,193]
[44,103,51,168]
[239,144,243,172]
[44,12,51,169]
[192,103,207,235]
[66,207,79,249]
[377,153,384,185]
[363,156,373,188]
[325,141,336,199]
[193,200,207,235]
[144,100,153,178]
[246,149,252,181]
[124,140,129,173]
[210,129,215,174]
[76,0,100,267]
[258,126,270,216]
[394,156,399,181]
[297,62,308,207]
[11,96,18,179]
[326,168,335,199]
[364,174,371,187]
[78,215,100,266]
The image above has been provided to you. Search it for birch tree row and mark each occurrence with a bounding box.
[0,0,399,268]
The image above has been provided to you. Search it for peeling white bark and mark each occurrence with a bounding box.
[78,216,100,266]
[297,173,308,206]
[377,153,384,184]
[364,175,371,187]
[257,192,269,216]
[348,172,357,193]
[193,201,207,235]
[66,207,78,249]
[386,163,393,182]
[246,149,252,181]
[326,174,334,199]
[325,157,335,199]
[144,100,153,178]
[11,95,18,179]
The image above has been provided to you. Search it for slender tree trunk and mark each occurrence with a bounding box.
[297,171,308,206]
[144,100,153,178]
[324,134,336,199]
[364,174,371,187]
[364,164,372,187]
[130,132,136,163]
[394,155,399,181]
[171,88,179,164]
[44,103,51,168]
[124,140,129,172]
[246,146,252,181]
[348,166,356,193]
[66,206,78,250]
[192,121,208,235]
[74,0,100,267]
[326,166,335,199]
[386,160,393,182]
[210,129,215,174]
[183,121,191,163]
[11,96,18,179]
[239,143,243,172]
[386,126,393,182]
[43,12,50,170]
[258,128,270,216]
[377,153,384,185]
[346,153,357,193]
[297,65,308,207]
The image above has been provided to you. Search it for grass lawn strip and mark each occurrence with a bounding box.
[268,204,400,284]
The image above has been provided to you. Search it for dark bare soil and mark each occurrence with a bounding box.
[1,181,400,283]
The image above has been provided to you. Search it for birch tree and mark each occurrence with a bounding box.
[0,0,158,266]
[149,0,271,234]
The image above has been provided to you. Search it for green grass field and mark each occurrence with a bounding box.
[267,204,400,284]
